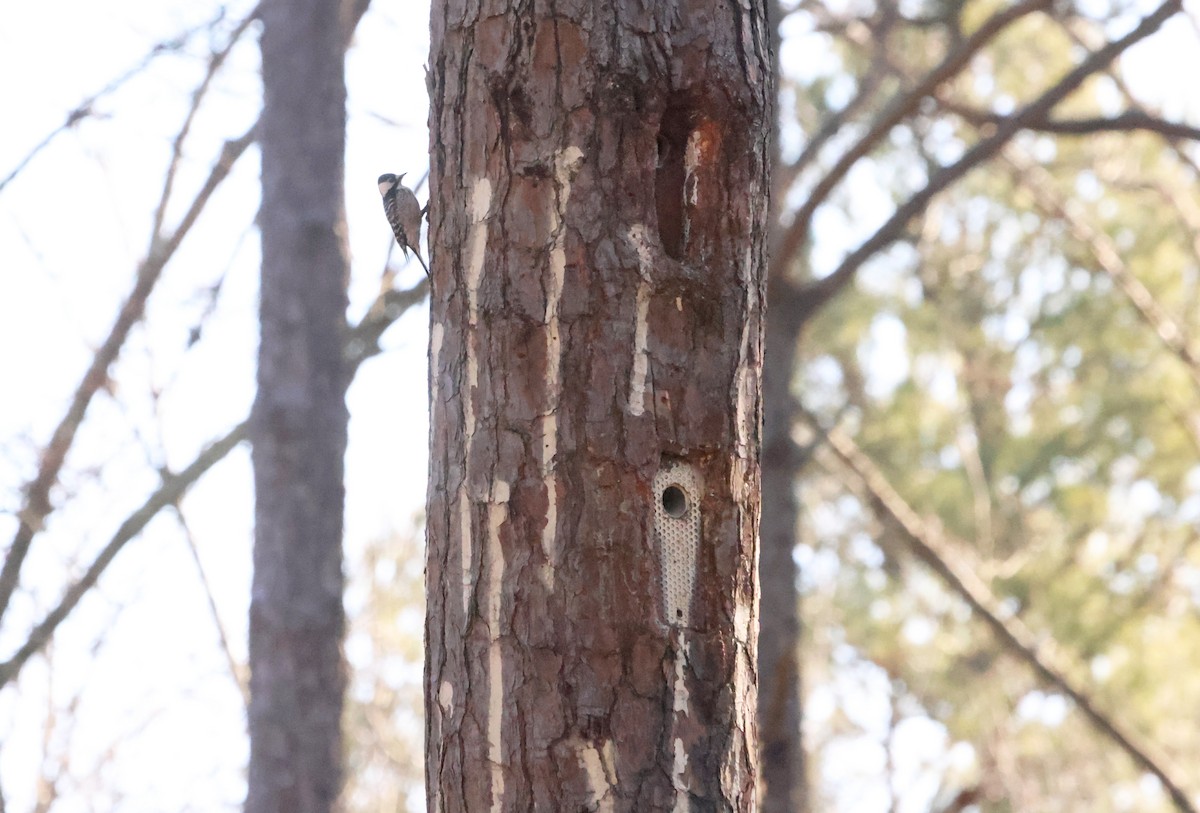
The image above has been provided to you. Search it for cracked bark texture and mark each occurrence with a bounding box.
[426,0,773,810]
[247,0,349,810]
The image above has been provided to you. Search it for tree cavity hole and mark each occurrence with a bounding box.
[662,484,688,518]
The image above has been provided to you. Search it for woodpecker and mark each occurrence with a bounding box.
[378,172,428,275]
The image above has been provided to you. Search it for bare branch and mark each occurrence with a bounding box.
[0,0,384,620]
[0,124,256,626]
[775,6,902,199]
[0,10,233,195]
[0,276,428,690]
[1057,17,1200,294]
[1061,16,1200,186]
[818,421,1197,813]
[0,424,247,690]
[770,0,1052,280]
[785,0,1182,325]
[1004,151,1200,393]
[343,277,431,373]
[172,504,250,709]
[152,6,262,237]
[774,51,888,210]
[942,101,1200,142]
[934,786,983,813]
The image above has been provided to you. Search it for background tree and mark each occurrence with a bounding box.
[760,1,1200,810]
[247,0,351,808]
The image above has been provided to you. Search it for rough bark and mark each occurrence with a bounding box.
[426,0,773,809]
[247,0,349,810]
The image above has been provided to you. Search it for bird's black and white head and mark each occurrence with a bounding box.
[377,173,405,197]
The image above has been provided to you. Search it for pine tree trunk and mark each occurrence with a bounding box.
[426,1,773,809]
[247,0,349,809]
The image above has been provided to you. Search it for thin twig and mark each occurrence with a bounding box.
[0,125,256,626]
[0,425,247,689]
[344,279,431,374]
[0,9,231,195]
[818,420,1197,813]
[0,0,384,678]
[0,276,428,690]
[152,6,262,237]
[1004,150,1200,393]
[774,10,893,198]
[771,0,1052,279]
[171,504,251,709]
[783,0,1182,329]
[941,101,1200,142]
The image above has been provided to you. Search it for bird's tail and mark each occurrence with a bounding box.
[414,249,430,276]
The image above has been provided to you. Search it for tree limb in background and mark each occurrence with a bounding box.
[771,0,1053,281]
[32,652,90,813]
[1059,15,1200,313]
[815,419,1197,813]
[152,6,263,237]
[172,504,250,709]
[0,2,265,623]
[0,124,256,626]
[772,10,893,201]
[780,0,1182,332]
[343,279,430,374]
[0,274,427,692]
[1004,151,1200,393]
[1064,14,1200,185]
[934,785,983,813]
[0,425,245,689]
[943,102,1200,142]
[0,7,245,195]
[1136,174,1200,281]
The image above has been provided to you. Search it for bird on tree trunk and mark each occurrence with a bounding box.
[378,172,428,275]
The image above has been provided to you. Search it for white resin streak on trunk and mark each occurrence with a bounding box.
[462,176,498,809]
[570,736,617,813]
[671,639,692,813]
[627,225,654,417]
[429,321,445,813]
[430,322,444,411]
[539,416,558,590]
[486,479,510,813]
[672,737,691,813]
[684,130,703,206]
[540,146,583,589]
[679,129,705,248]
[725,234,761,807]
[735,244,758,462]
[460,178,491,617]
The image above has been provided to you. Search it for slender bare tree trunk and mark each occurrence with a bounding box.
[758,1,808,806]
[425,1,773,809]
[247,0,349,809]
[758,286,807,813]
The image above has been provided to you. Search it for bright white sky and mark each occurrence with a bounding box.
[2,0,1199,811]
